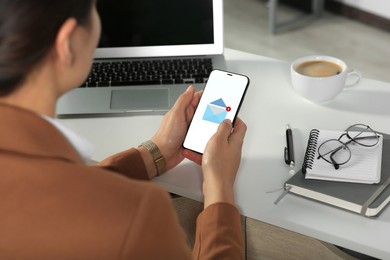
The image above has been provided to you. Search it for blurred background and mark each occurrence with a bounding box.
[224,0,390,83]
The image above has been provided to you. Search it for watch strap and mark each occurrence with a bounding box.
[139,140,166,176]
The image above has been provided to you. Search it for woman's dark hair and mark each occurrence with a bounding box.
[0,0,95,96]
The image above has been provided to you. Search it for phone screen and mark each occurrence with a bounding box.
[183,70,249,154]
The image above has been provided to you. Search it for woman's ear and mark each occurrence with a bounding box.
[54,18,78,66]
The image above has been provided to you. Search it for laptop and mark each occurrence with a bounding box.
[56,0,226,117]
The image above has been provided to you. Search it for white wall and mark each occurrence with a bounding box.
[334,0,390,19]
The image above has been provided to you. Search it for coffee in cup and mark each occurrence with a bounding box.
[291,56,361,103]
[295,60,343,78]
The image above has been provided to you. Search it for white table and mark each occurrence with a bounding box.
[59,49,390,259]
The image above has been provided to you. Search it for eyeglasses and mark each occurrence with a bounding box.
[317,124,380,170]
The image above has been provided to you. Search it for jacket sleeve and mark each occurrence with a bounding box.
[120,185,193,259]
[94,148,150,181]
[193,203,244,260]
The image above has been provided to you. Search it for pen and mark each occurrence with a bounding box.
[284,124,295,168]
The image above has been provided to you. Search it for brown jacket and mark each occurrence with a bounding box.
[0,104,243,259]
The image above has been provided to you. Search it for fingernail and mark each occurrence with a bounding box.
[223,119,232,125]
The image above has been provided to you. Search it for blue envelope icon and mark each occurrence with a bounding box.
[202,98,228,124]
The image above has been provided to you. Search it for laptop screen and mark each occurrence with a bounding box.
[94,0,224,59]
[97,0,214,48]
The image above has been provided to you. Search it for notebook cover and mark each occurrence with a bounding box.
[285,138,390,216]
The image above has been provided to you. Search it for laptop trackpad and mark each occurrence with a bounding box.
[111,89,169,110]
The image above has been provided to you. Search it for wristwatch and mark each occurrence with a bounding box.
[139,140,166,176]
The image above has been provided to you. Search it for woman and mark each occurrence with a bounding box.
[0,0,247,259]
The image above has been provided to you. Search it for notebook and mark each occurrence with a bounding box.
[284,133,390,217]
[302,129,383,184]
[56,0,226,117]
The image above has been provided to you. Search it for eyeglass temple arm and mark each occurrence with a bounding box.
[330,149,341,170]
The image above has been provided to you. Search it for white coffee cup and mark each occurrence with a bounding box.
[290,55,361,103]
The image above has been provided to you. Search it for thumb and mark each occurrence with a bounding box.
[172,85,195,111]
[229,117,247,148]
[214,119,233,141]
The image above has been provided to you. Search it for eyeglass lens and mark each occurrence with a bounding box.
[318,139,351,167]
[346,124,379,147]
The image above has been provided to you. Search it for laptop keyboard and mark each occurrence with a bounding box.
[80,58,213,88]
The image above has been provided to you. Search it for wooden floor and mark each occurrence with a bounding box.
[224,0,390,83]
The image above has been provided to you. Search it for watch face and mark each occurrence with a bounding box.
[154,156,167,175]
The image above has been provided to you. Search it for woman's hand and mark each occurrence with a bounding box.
[150,86,202,174]
[200,118,247,208]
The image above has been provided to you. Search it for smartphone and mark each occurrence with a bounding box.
[183,70,249,154]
